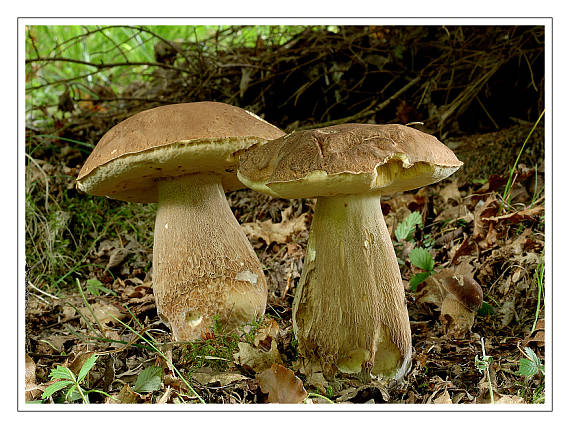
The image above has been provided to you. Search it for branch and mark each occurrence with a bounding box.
[25,57,193,74]
[297,75,421,130]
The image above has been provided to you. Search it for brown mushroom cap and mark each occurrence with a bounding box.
[76,102,285,203]
[238,123,463,199]
[441,274,483,312]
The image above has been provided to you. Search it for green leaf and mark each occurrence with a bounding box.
[77,354,98,384]
[517,347,545,377]
[475,355,492,373]
[409,272,432,292]
[134,366,163,393]
[478,301,494,316]
[517,358,538,377]
[85,278,116,296]
[49,366,75,381]
[395,211,423,242]
[41,380,74,400]
[65,386,84,402]
[85,278,103,295]
[409,247,434,272]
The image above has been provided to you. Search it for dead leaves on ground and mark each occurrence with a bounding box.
[26,161,545,405]
[242,206,308,246]
[257,364,307,403]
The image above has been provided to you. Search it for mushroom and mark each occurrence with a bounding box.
[76,102,285,341]
[238,123,463,380]
[439,274,483,338]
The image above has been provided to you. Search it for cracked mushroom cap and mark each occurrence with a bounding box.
[238,123,463,198]
[76,102,285,203]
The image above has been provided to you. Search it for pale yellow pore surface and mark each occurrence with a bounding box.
[238,158,460,199]
[152,174,267,341]
[78,137,262,203]
[292,192,412,380]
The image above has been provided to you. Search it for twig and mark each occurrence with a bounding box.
[27,280,59,300]
[25,57,193,74]
[297,76,421,130]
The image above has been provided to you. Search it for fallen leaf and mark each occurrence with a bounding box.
[498,299,516,328]
[242,207,308,245]
[434,204,473,224]
[257,364,308,404]
[495,394,525,404]
[192,371,248,386]
[108,383,151,404]
[450,235,478,264]
[483,205,544,224]
[68,351,97,377]
[439,180,461,203]
[83,301,125,326]
[106,247,130,270]
[433,389,452,404]
[233,339,283,372]
[25,354,43,402]
[523,319,545,348]
[473,195,499,240]
[253,318,280,349]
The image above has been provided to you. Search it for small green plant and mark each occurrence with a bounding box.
[408,247,435,291]
[134,366,163,394]
[475,337,494,404]
[41,354,114,403]
[242,316,263,344]
[181,316,242,372]
[395,211,423,243]
[112,307,205,403]
[477,300,495,317]
[85,278,116,296]
[516,347,544,378]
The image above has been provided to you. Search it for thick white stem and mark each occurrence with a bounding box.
[293,192,411,379]
[153,174,267,341]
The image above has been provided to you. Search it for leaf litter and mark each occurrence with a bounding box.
[25,131,545,405]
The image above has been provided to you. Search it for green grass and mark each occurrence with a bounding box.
[500,109,545,213]
[26,25,313,123]
[25,146,156,294]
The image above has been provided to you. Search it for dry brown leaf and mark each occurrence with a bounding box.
[192,370,248,386]
[434,204,473,224]
[523,319,545,348]
[68,351,97,377]
[450,235,478,265]
[495,394,525,404]
[25,354,43,402]
[83,301,125,326]
[233,339,283,372]
[242,207,308,245]
[439,180,461,203]
[257,364,307,404]
[473,195,499,240]
[498,299,516,328]
[253,318,280,349]
[433,389,452,404]
[483,205,544,224]
[106,384,143,404]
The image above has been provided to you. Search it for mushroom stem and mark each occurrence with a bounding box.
[292,192,412,380]
[153,174,267,341]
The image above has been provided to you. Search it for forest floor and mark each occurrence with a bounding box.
[24,124,546,405]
